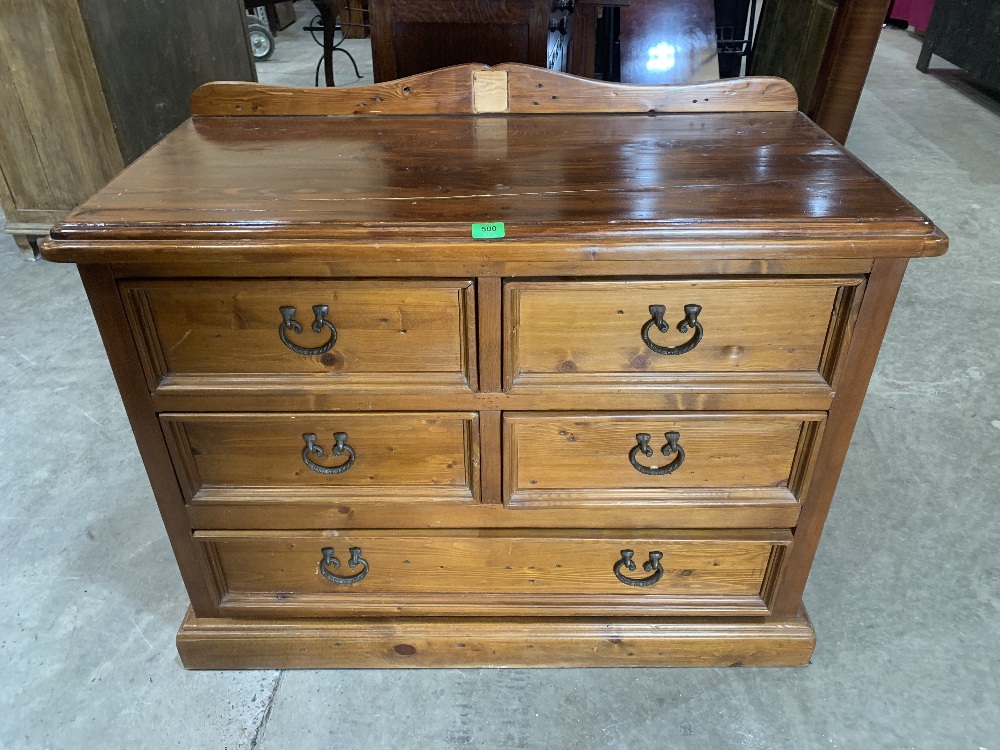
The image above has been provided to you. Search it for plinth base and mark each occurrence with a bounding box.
[176,607,816,669]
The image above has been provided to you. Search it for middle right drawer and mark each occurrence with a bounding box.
[503,412,825,509]
[504,278,864,394]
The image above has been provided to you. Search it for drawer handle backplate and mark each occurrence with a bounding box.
[614,549,664,587]
[302,432,356,474]
[629,431,685,475]
[320,546,369,585]
[641,303,703,355]
[279,304,338,355]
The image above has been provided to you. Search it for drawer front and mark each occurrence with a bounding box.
[163,412,480,503]
[504,278,862,390]
[504,412,824,507]
[199,530,790,617]
[122,279,476,390]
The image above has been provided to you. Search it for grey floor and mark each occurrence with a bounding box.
[1,28,998,750]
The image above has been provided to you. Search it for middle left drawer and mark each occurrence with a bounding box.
[162,412,481,504]
[121,279,477,393]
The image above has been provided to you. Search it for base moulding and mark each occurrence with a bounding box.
[176,607,816,669]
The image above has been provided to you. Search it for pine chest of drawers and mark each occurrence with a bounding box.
[41,64,947,668]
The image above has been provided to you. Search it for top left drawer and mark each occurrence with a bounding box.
[120,280,477,393]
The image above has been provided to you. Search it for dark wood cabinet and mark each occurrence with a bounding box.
[368,0,571,81]
[752,0,892,143]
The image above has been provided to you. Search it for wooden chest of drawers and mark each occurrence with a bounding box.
[41,64,947,669]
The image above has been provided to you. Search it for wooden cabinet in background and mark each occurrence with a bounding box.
[0,0,254,259]
[752,0,892,143]
[41,65,946,669]
[368,0,571,81]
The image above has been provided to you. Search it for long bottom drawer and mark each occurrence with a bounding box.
[198,530,791,617]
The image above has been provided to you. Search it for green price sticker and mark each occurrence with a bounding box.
[471,222,505,239]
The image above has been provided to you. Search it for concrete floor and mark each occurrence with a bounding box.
[1,28,998,750]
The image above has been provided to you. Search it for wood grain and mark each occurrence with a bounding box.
[145,375,836,414]
[186,495,802,530]
[120,279,475,391]
[473,70,509,113]
[44,113,940,251]
[478,410,503,504]
[476,277,502,393]
[43,237,943,266]
[0,0,122,216]
[0,0,252,244]
[189,64,796,117]
[107,258,876,278]
[505,278,860,390]
[368,0,551,82]
[197,529,790,616]
[162,412,480,503]
[74,0,255,163]
[176,607,817,669]
[750,0,838,114]
[566,3,598,78]
[504,412,823,506]
[807,0,892,143]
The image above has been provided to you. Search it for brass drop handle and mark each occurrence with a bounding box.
[302,432,356,475]
[640,303,703,355]
[278,304,338,355]
[614,549,664,587]
[629,431,685,476]
[319,546,369,585]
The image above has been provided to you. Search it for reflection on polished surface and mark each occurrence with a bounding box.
[646,42,677,73]
[72,112,930,239]
[620,0,719,84]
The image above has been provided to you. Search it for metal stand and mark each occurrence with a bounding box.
[306,1,364,87]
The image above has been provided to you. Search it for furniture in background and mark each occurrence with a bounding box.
[714,0,756,78]
[245,0,298,61]
[751,0,838,119]
[618,0,720,83]
[570,0,733,81]
[267,0,298,29]
[247,0,364,86]
[918,0,1000,90]
[305,0,363,87]
[567,0,625,79]
[367,0,569,81]
[341,0,370,38]
[567,0,887,142]
[886,0,936,31]
[752,0,892,143]
[0,0,255,261]
[42,64,946,669]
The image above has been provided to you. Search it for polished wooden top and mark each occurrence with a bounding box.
[44,65,945,261]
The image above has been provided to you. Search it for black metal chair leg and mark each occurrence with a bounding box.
[333,47,361,79]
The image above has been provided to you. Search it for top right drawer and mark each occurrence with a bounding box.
[504,278,865,393]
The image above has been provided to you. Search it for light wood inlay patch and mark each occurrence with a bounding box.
[473,70,509,113]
